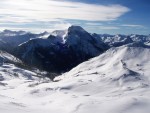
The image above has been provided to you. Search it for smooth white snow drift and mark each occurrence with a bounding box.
[0,45,150,113]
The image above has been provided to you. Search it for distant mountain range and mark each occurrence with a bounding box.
[0,26,150,74]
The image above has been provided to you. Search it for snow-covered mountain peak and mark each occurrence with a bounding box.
[50,26,86,40]
[48,30,68,43]
[48,26,88,44]
[51,30,67,38]
[0,29,27,36]
[66,25,97,43]
[68,25,86,33]
[59,46,150,88]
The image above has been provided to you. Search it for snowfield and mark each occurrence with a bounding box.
[0,45,150,113]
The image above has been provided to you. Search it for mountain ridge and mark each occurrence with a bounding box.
[0,25,150,74]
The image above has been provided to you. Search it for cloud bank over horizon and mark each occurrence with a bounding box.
[0,0,149,34]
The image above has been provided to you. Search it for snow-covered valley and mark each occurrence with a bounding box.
[0,44,150,113]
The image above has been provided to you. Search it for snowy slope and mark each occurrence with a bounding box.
[0,45,150,113]
[0,50,22,65]
[0,50,49,80]
[56,45,150,113]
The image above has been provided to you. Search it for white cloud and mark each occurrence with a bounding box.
[99,26,120,30]
[0,26,53,33]
[85,23,103,26]
[85,25,120,32]
[0,0,130,23]
[0,21,72,33]
[52,21,71,29]
[121,24,144,27]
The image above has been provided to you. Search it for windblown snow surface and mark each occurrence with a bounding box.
[0,45,150,113]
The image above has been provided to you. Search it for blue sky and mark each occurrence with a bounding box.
[0,0,149,34]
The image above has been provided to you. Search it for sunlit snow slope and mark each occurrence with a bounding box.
[0,45,150,113]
